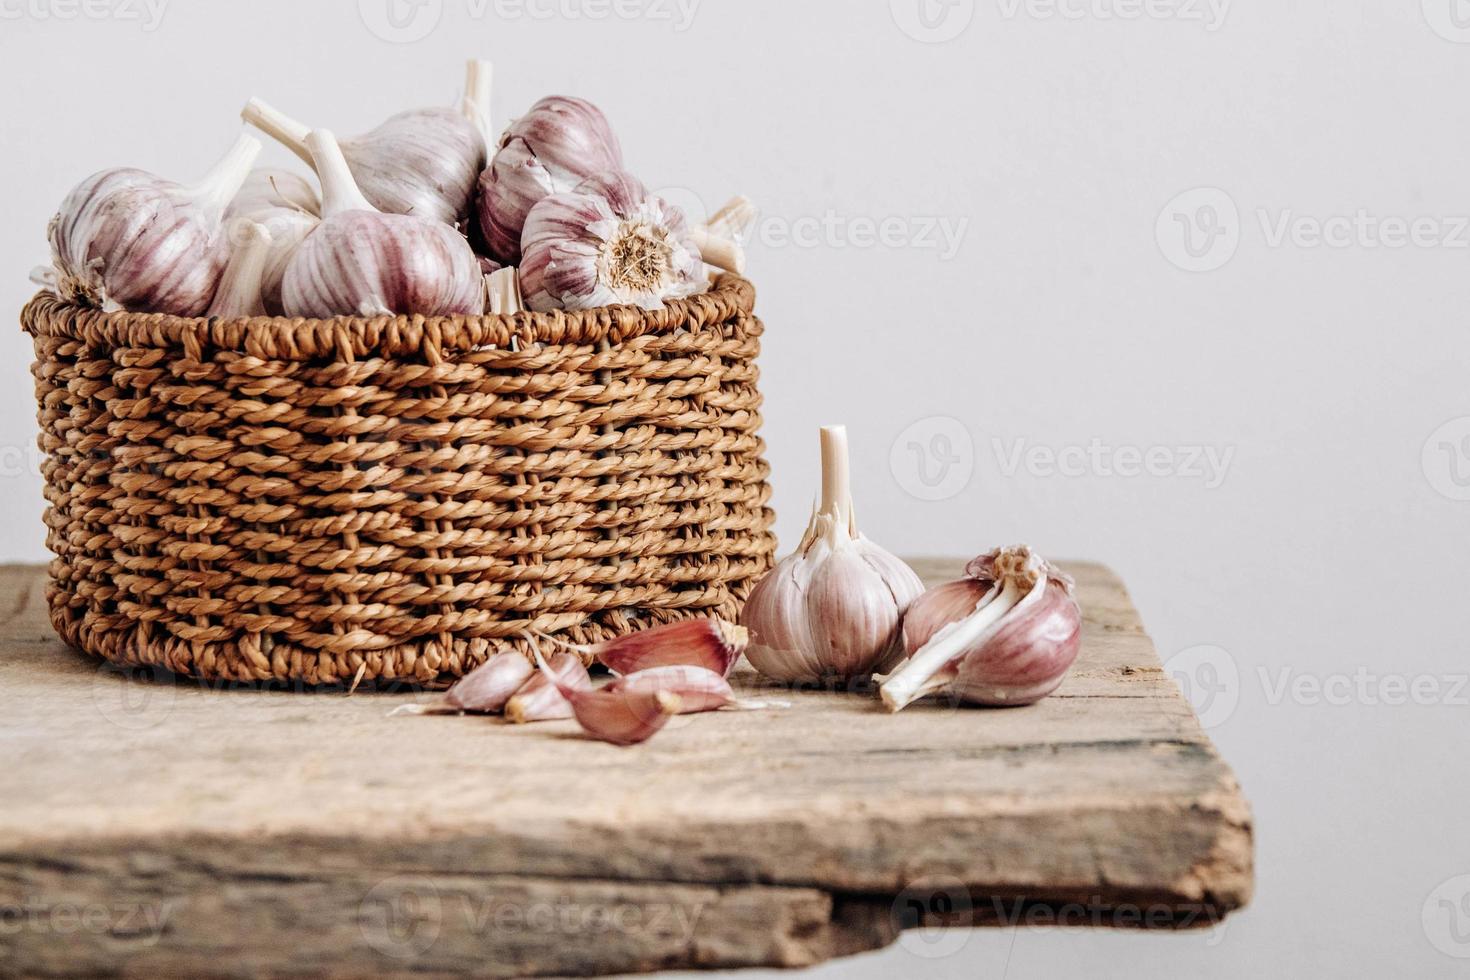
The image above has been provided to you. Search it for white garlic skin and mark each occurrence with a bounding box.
[207,221,273,318]
[477,96,623,264]
[282,211,485,318]
[224,169,321,316]
[47,134,261,316]
[742,522,925,683]
[520,170,704,312]
[343,108,485,227]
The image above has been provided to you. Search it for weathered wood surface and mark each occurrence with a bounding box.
[0,560,1252,978]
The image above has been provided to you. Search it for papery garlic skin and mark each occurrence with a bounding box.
[224,169,321,315]
[880,546,1081,711]
[595,619,747,679]
[282,131,485,318]
[47,133,261,315]
[520,170,704,312]
[605,665,737,714]
[505,652,589,724]
[741,427,925,683]
[477,95,624,264]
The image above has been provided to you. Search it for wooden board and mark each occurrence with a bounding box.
[0,560,1252,978]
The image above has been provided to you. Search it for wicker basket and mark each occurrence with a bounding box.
[21,276,775,686]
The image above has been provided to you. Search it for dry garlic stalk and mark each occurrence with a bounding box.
[520,170,705,312]
[879,546,1082,711]
[741,426,925,682]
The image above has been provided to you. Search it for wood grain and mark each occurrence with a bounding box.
[0,560,1252,978]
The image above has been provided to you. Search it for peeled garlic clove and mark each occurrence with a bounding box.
[605,665,737,714]
[476,95,623,264]
[593,619,747,678]
[243,93,486,229]
[520,170,705,312]
[282,131,485,318]
[206,221,273,318]
[879,546,1082,712]
[742,426,925,683]
[504,653,589,724]
[47,132,262,315]
[445,651,535,713]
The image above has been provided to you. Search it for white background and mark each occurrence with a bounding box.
[3,0,1470,976]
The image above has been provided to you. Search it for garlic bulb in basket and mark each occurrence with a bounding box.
[242,62,489,229]
[476,95,623,264]
[46,132,262,315]
[206,221,273,318]
[520,170,704,312]
[879,546,1082,711]
[223,169,320,316]
[740,426,926,683]
[281,131,484,318]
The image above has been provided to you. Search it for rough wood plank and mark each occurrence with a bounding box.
[0,561,1253,978]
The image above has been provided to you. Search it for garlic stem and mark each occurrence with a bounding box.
[306,130,377,217]
[462,58,494,150]
[207,221,273,317]
[819,425,854,535]
[690,226,745,274]
[185,132,264,221]
[241,98,314,168]
[880,576,1044,712]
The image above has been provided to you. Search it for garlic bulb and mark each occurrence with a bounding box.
[476,95,624,265]
[879,546,1082,712]
[520,170,704,312]
[282,131,485,318]
[242,62,489,229]
[224,169,321,316]
[206,221,273,318]
[741,426,925,683]
[46,132,262,315]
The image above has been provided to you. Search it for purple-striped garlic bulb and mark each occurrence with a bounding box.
[223,169,320,316]
[740,426,926,683]
[476,95,623,265]
[242,61,491,229]
[520,170,704,312]
[206,221,273,318]
[46,133,262,315]
[878,546,1082,711]
[281,131,485,318]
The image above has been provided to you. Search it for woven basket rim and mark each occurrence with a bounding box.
[21,274,756,361]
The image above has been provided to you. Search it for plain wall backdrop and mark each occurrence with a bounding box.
[3,1,1469,976]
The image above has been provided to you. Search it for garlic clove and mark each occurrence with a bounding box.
[520,169,705,312]
[206,221,273,318]
[741,427,925,683]
[224,169,321,316]
[537,654,682,746]
[282,130,485,318]
[47,132,262,315]
[604,665,737,714]
[593,619,747,678]
[504,652,589,724]
[476,95,624,264]
[445,651,535,713]
[879,546,1082,712]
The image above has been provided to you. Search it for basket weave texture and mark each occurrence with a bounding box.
[22,276,775,685]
